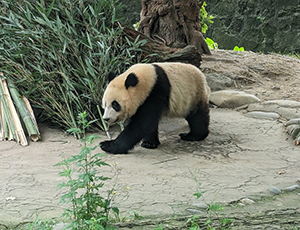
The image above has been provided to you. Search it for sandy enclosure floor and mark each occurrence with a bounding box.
[1,108,299,225]
[1,50,300,227]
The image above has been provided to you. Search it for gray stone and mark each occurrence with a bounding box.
[283,184,300,192]
[247,111,280,120]
[286,125,300,139]
[206,73,234,91]
[247,100,300,120]
[285,118,300,127]
[262,100,300,108]
[210,90,260,108]
[269,187,282,195]
[186,208,206,214]
[192,203,209,210]
[239,197,255,205]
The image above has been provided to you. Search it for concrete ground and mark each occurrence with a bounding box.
[1,107,300,229]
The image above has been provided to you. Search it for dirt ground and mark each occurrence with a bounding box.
[1,50,300,229]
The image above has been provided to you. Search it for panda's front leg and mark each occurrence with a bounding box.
[100,139,130,154]
[100,120,159,154]
[100,110,162,154]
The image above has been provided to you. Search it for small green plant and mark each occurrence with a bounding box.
[188,171,235,229]
[122,210,144,223]
[205,38,218,50]
[186,215,201,230]
[233,46,245,51]
[200,1,214,34]
[153,225,164,230]
[26,216,56,230]
[55,111,118,229]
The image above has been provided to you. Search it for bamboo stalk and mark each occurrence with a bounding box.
[0,100,3,141]
[0,76,28,146]
[6,78,40,142]
[97,104,111,139]
[0,74,18,142]
[22,96,40,141]
[1,102,13,141]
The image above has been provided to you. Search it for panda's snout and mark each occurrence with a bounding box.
[103,118,110,123]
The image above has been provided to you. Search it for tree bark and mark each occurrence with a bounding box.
[122,25,202,67]
[138,0,211,55]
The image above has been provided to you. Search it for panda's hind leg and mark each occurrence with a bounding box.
[141,128,160,149]
[180,102,209,141]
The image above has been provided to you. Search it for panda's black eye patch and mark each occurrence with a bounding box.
[112,100,121,112]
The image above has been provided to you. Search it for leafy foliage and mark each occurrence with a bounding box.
[205,37,218,50]
[233,46,245,51]
[0,0,146,130]
[55,111,118,229]
[200,1,214,34]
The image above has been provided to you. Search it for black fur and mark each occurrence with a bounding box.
[100,64,210,154]
[179,101,210,141]
[108,71,116,82]
[100,64,171,154]
[125,73,139,89]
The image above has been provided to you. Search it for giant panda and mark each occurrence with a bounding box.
[100,62,210,154]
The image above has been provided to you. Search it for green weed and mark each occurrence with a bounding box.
[200,1,214,34]
[26,216,56,230]
[55,111,118,229]
[233,46,245,51]
[188,171,235,229]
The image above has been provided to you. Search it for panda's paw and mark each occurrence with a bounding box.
[100,140,128,154]
[179,133,202,141]
[141,141,160,149]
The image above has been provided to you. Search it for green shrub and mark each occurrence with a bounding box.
[56,111,118,229]
[200,1,214,34]
[233,46,245,51]
[0,0,146,131]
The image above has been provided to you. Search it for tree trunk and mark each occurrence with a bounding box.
[122,25,202,67]
[138,0,211,55]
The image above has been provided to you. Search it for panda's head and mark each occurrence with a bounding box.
[102,64,157,125]
[102,71,139,125]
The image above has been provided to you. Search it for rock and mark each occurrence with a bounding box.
[192,203,209,210]
[247,100,300,120]
[283,184,300,192]
[285,118,300,127]
[247,111,280,120]
[269,187,282,195]
[186,208,206,214]
[239,197,255,205]
[262,100,300,108]
[286,125,300,139]
[206,73,234,91]
[209,90,260,108]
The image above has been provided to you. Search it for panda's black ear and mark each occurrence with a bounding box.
[108,71,116,82]
[125,73,139,89]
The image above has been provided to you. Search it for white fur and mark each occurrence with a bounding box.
[102,62,210,123]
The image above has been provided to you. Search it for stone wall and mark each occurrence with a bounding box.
[117,0,300,54]
[206,0,300,53]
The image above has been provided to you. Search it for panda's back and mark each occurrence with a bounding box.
[154,62,210,118]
